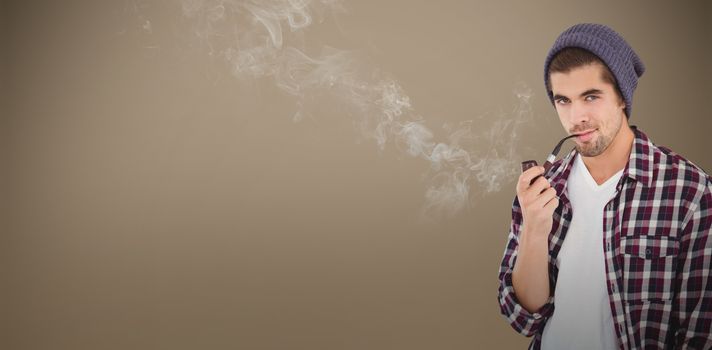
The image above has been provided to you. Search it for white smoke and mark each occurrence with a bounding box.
[173,0,533,220]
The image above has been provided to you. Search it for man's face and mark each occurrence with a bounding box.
[549,63,627,157]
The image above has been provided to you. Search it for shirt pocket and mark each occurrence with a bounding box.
[619,236,679,302]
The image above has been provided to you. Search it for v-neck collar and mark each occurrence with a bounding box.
[574,153,624,191]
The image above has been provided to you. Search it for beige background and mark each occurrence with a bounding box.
[2,1,711,349]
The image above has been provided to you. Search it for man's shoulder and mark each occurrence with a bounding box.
[648,142,712,208]
[652,143,711,187]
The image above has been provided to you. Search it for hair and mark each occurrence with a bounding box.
[547,47,624,103]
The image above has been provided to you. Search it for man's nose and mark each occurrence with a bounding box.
[570,100,590,125]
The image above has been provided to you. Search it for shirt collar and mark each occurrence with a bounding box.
[624,125,655,188]
[547,125,655,195]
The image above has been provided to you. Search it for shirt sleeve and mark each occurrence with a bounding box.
[497,196,555,337]
[673,178,712,348]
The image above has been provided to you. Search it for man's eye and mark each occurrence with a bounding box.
[555,98,569,105]
[585,95,599,101]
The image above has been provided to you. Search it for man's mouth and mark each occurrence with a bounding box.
[575,129,597,142]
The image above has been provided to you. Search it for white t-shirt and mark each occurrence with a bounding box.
[541,153,623,350]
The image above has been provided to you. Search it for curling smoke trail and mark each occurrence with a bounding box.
[176,0,533,219]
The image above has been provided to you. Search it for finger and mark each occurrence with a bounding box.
[520,177,551,206]
[532,187,557,208]
[518,166,545,191]
[543,195,560,211]
[529,175,551,195]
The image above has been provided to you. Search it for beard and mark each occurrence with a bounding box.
[576,132,611,156]
[575,119,621,157]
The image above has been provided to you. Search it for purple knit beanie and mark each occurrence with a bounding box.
[543,23,645,118]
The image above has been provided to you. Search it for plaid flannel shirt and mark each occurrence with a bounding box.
[497,126,712,349]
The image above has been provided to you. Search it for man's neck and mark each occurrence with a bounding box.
[580,123,634,186]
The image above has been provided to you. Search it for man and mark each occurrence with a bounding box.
[497,23,712,349]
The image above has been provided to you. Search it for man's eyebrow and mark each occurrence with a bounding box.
[553,93,568,100]
[552,89,604,100]
[580,88,603,97]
